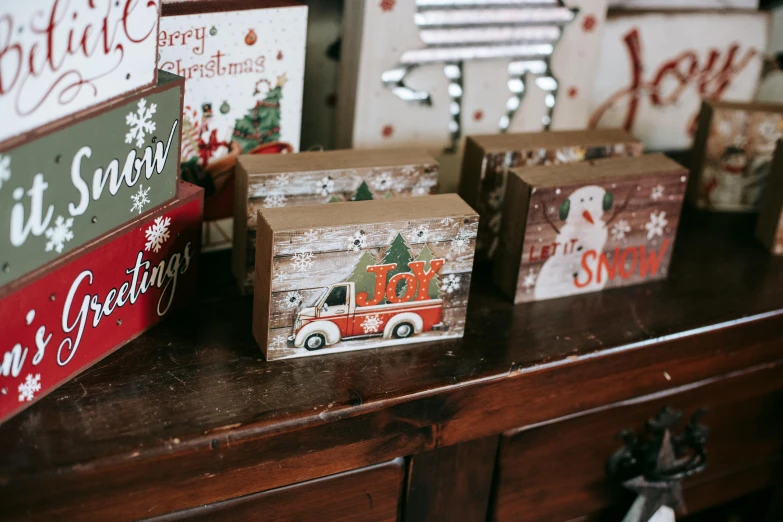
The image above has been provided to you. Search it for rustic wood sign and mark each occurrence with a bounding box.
[0,182,203,424]
[0,0,161,148]
[459,128,642,261]
[494,154,688,303]
[0,71,184,290]
[756,141,783,254]
[589,11,769,150]
[690,100,783,213]
[234,148,439,293]
[253,194,476,360]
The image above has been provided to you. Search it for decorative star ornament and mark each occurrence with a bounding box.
[277,73,288,88]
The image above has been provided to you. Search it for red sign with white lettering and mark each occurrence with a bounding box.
[0,182,203,424]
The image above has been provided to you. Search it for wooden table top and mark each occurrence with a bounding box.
[3,206,783,519]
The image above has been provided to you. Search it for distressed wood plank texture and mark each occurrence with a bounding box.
[3,191,783,520]
[495,154,688,303]
[233,148,439,293]
[253,195,477,360]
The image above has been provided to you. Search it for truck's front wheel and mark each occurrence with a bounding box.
[392,323,414,339]
[304,333,326,351]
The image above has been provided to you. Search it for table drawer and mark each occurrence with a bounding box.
[492,362,783,522]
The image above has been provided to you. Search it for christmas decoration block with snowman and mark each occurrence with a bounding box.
[755,141,783,254]
[494,154,688,304]
[0,0,161,149]
[459,128,642,261]
[234,148,440,294]
[0,181,203,424]
[0,71,184,290]
[689,100,783,213]
[159,1,307,252]
[252,194,477,360]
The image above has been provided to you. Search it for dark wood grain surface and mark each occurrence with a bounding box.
[2,208,783,520]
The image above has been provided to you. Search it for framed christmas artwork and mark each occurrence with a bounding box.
[459,128,642,260]
[494,154,688,304]
[589,11,769,151]
[0,181,203,424]
[253,195,477,360]
[689,101,783,213]
[0,71,184,290]
[233,148,439,294]
[0,0,161,149]
[756,141,783,254]
[335,0,609,189]
[159,1,307,251]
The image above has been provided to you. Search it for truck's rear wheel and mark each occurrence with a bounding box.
[304,333,326,351]
[393,323,414,339]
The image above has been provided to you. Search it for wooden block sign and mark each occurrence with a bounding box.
[0,182,203,424]
[494,154,687,303]
[589,11,769,150]
[690,101,783,212]
[234,148,439,293]
[459,128,642,260]
[0,71,184,289]
[253,194,476,360]
[0,0,161,148]
[755,141,783,254]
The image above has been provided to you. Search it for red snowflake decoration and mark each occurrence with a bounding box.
[277,50,284,60]
[380,0,395,12]
[582,15,597,32]
[382,124,394,138]
[473,110,484,122]
[567,87,578,98]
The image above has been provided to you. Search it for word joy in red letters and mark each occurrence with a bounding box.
[574,239,670,288]
[356,260,445,307]
[589,28,758,134]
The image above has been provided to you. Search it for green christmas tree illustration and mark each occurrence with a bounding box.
[352,181,374,201]
[347,251,378,300]
[381,233,413,301]
[232,75,286,153]
[412,244,442,299]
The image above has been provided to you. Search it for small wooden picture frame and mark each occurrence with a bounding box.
[234,148,439,293]
[494,154,688,303]
[755,140,783,254]
[252,194,476,360]
[689,100,783,212]
[458,129,642,260]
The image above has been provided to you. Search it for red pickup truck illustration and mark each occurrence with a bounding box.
[289,259,446,351]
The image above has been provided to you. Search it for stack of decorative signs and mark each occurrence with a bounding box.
[0,1,203,423]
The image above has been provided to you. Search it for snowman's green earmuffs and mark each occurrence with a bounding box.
[558,190,614,221]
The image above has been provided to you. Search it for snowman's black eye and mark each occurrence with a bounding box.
[580,198,584,202]
[589,197,593,201]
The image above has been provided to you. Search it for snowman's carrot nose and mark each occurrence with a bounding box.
[582,210,594,224]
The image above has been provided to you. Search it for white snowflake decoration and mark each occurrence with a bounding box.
[18,373,41,402]
[283,291,303,309]
[360,314,383,334]
[264,192,286,208]
[372,171,393,191]
[44,215,74,253]
[292,251,314,272]
[270,335,287,349]
[611,220,631,241]
[125,98,157,148]
[450,228,472,255]
[401,165,416,176]
[349,231,367,252]
[315,176,335,197]
[130,185,151,213]
[302,229,319,243]
[645,211,668,240]
[442,273,461,294]
[144,216,171,253]
[440,217,454,226]
[412,225,429,243]
[412,179,430,196]
[758,119,783,142]
[650,184,664,201]
[522,269,537,292]
[0,154,10,189]
[272,173,291,188]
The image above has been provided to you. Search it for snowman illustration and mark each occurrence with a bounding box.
[707,145,747,208]
[535,185,613,300]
